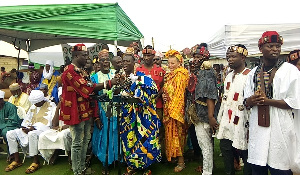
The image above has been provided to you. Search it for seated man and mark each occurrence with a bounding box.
[38,100,71,165]
[0,90,21,155]
[8,83,31,120]
[5,90,56,173]
[39,60,60,103]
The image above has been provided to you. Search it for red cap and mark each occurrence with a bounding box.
[258,31,283,47]
[72,43,87,51]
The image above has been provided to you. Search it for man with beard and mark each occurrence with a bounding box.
[217,44,251,175]
[192,44,218,175]
[90,49,120,174]
[244,31,300,174]
[120,51,161,175]
[8,83,31,120]
[60,44,120,175]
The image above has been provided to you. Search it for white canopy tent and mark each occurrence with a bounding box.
[207,23,300,58]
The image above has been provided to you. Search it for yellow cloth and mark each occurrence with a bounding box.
[8,92,31,113]
[42,74,57,96]
[163,66,189,161]
[163,67,189,123]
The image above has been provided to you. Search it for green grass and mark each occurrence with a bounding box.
[0,139,244,175]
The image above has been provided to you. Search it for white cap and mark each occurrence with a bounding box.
[0,90,5,99]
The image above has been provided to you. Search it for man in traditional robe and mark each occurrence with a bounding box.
[39,60,60,103]
[0,90,20,154]
[8,83,31,119]
[244,31,300,174]
[60,44,120,175]
[120,51,161,175]
[5,90,56,173]
[217,44,252,175]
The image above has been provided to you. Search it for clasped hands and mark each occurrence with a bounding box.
[246,88,269,106]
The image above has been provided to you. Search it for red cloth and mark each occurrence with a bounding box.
[136,65,165,108]
[60,64,95,125]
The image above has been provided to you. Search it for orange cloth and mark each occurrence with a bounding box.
[163,67,189,161]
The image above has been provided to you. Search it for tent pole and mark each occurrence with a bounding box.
[114,40,118,56]
[13,39,21,82]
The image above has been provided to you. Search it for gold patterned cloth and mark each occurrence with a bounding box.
[163,67,189,161]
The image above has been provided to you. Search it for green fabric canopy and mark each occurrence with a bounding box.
[0,3,143,51]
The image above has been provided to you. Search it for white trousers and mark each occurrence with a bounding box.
[7,128,43,157]
[38,128,72,163]
[195,122,213,175]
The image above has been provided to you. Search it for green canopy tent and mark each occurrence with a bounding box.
[0,3,144,52]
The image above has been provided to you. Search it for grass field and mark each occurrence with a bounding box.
[0,139,245,175]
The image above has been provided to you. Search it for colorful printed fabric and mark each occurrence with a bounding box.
[163,67,189,161]
[120,72,161,170]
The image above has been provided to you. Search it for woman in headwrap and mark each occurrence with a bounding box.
[162,49,189,172]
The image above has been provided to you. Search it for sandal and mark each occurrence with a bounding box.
[25,163,40,174]
[122,167,136,175]
[102,169,110,175]
[195,165,203,173]
[174,163,185,172]
[5,161,22,172]
[143,170,152,175]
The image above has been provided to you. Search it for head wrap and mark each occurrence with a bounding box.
[130,42,140,52]
[142,46,156,55]
[227,45,248,57]
[43,60,54,80]
[72,43,87,51]
[28,90,46,105]
[165,49,183,63]
[194,46,210,59]
[287,49,300,63]
[125,47,135,55]
[40,83,48,90]
[258,31,283,47]
[98,49,109,58]
[0,90,5,99]
[45,60,54,67]
[9,83,20,91]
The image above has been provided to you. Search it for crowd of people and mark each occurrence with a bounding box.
[0,30,300,175]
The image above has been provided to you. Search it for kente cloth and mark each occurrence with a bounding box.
[18,101,56,147]
[19,71,42,95]
[244,62,300,171]
[120,72,161,170]
[216,68,251,150]
[0,102,20,132]
[90,69,119,166]
[60,64,97,125]
[136,65,166,108]
[8,93,31,119]
[195,68,218,123]
[162,67,189,161]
